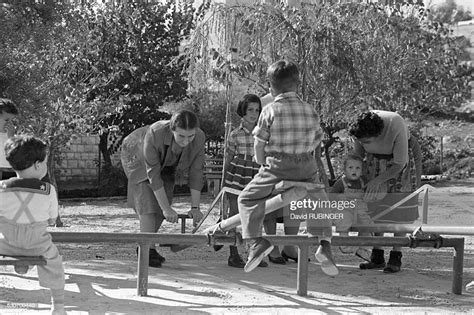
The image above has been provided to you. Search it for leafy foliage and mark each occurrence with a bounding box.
[97,164,127,197]
[58,2,202,165]
[0,1,205,187]
[182,1,472,180]
[0,2,99,188]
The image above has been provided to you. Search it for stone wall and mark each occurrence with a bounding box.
[55,134,121,191]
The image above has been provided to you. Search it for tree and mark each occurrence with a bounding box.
[0,0,206,177]
[0,3,102,185]
[0,0,207,204]
[0,2,106,224]
[181,1,472,181]
[73,2,204,167]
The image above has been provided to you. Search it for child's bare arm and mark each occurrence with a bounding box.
[47,217,57,226]
[254,138,266,165]
[224,131,237,173]
[48,185,59,226]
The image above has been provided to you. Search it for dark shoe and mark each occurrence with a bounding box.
[150,248,166,263]
[257,260,268,267]
[383,251,402,273]
[359,248,386,270]
[315,240,338,276]
[228,255,246,268]
[136,247,166,263]
[213,245,224,251]
[136,247,164,267]
[268,255,286,265]
[149,258,162,268]
[281,250,297,262]
[244,237,274,273]
[359,261,386,270]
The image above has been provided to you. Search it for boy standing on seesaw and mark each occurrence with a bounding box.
[0,135,65,315]
[238,60,338,275]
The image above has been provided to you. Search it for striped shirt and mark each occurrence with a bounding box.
[253,92,323,154]
[227,120,255,157]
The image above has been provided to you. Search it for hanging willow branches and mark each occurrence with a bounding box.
[180,0,471,180]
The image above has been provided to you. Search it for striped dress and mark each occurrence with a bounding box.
[224,120,260,191]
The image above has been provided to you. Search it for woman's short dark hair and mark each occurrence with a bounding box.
[236,94,262,118]
[4,135,47,171]
[170,110,199,131]
[349,112,384,139]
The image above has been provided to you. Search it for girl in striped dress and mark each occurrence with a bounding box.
[224,94,261,194]
[224,94,286,267]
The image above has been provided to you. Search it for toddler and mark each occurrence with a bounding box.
[330,153,373,255]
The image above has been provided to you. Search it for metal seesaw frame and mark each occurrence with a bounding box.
[46,183,467,297]
[49,231,465,297]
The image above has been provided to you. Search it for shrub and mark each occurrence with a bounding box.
[98,164,127,197]
[446,157,472,179]
[423,158,442,175]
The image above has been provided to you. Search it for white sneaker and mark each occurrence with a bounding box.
[315,241,339,276]
[244,238,274,273]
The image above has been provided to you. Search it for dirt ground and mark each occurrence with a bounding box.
[0,179,473,314]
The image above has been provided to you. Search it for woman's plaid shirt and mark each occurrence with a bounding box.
[253,92,323,154]
[228,120,254,156]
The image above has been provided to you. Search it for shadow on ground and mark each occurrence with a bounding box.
[2,253,473,314]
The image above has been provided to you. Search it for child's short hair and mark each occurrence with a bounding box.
[0,98,19,115]
[4,135,47,171]
[170,109,199,131]
[343,153,364,169]
[266,60,300,93]
[236,94,262,117]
